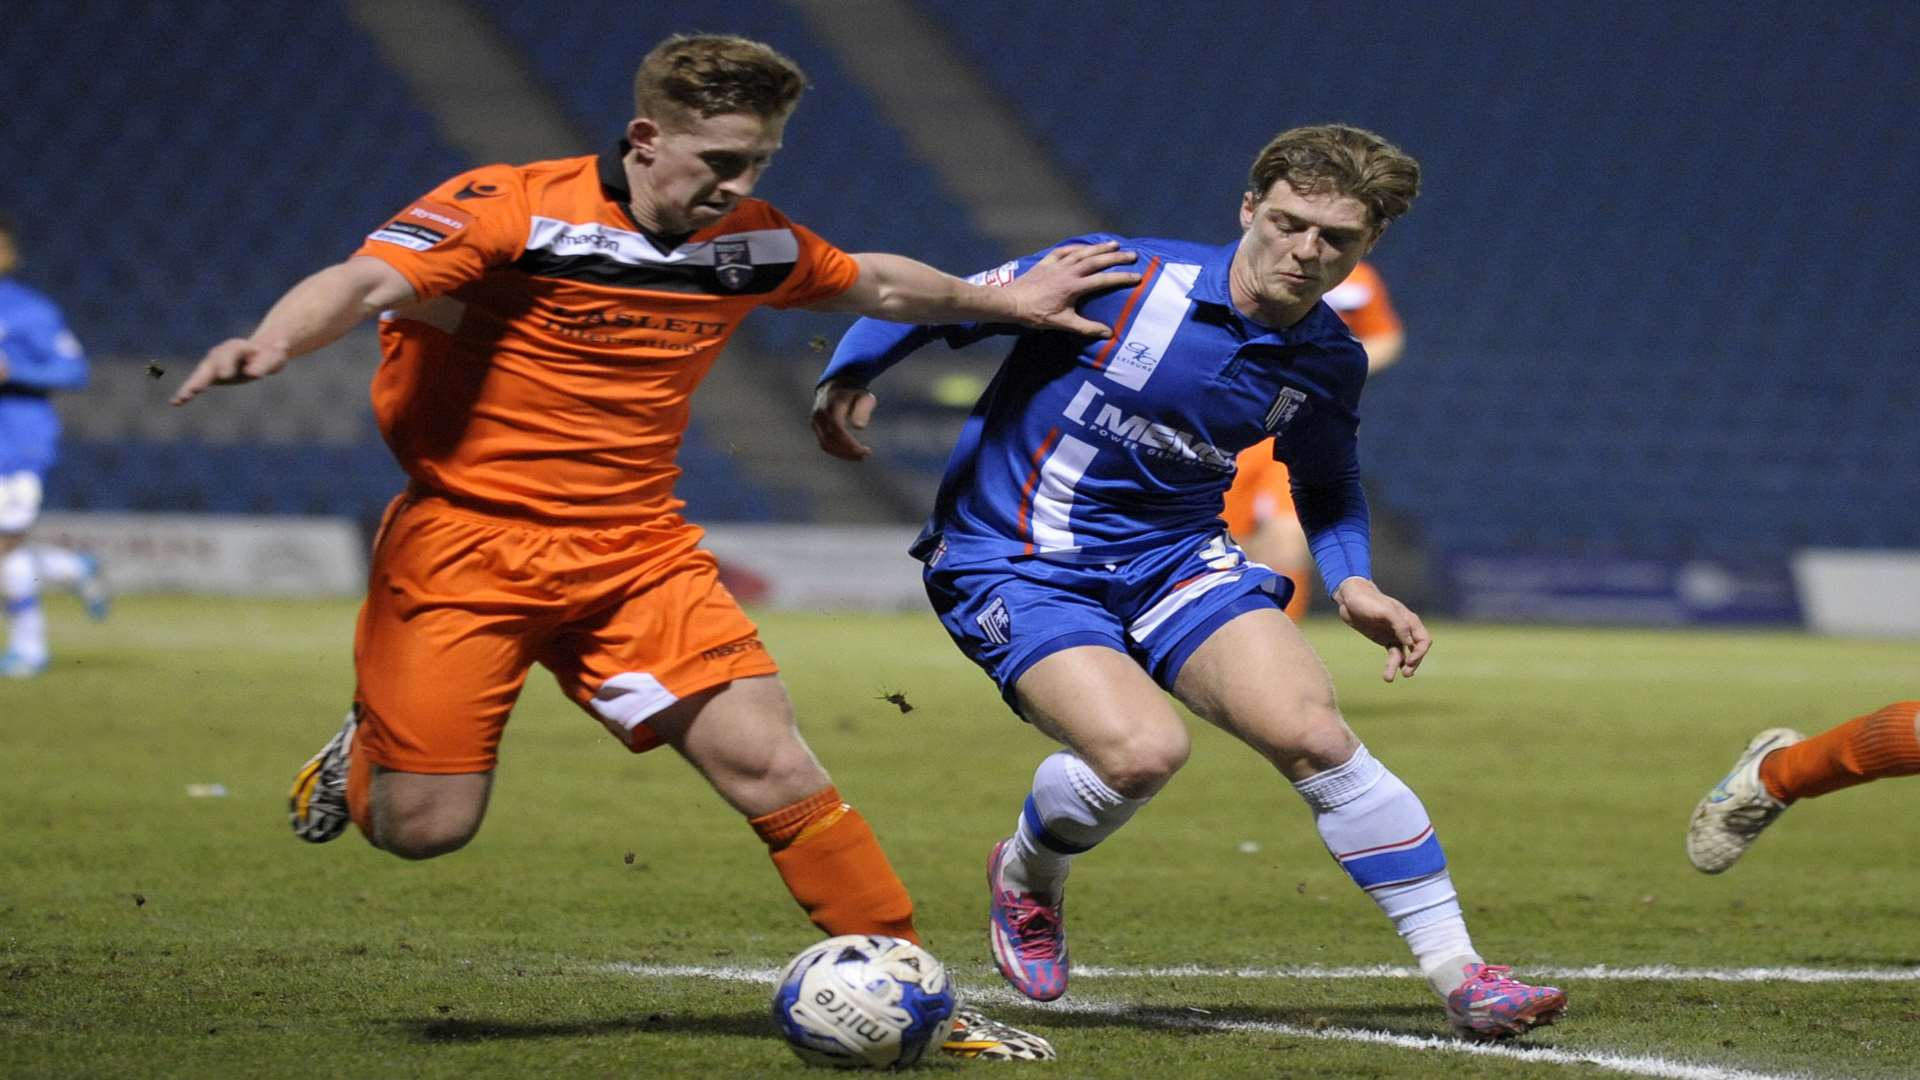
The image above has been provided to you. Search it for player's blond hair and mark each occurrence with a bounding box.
[1248,124,1420,228]
[633,34,809,128]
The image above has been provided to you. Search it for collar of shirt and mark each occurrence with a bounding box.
[598,141,693,252]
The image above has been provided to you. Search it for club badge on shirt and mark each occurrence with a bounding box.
[1265,386,1309,432]
[713,240,753,291]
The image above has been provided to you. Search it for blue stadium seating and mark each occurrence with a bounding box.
[919,0,1920,561]
[0,0,471,357]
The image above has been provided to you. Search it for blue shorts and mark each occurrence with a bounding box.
[923,531,1293,714]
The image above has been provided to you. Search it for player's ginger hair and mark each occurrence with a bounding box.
[633,34,809,129]
[1249,124,1421,229]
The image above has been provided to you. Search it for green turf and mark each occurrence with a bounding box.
[3,597,1917,1077]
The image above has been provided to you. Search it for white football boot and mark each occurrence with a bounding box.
[1687,727,1803,873]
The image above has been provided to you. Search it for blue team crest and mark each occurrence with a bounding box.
[975,596,1012,645]
[1265,387,1309,432]
[713,240,753,291]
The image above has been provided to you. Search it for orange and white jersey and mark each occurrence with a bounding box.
[1320,260,1401,342]
[354,147,860,524]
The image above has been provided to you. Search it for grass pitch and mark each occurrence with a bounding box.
[3,596,1918,1078]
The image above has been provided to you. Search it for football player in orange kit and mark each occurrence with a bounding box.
[1221,259,1403,618]
[171,34,1134,1061]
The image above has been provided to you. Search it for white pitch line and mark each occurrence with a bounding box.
[956,985,1805,1080]
[604,962,1826,1080]
[605,961,1920,984]
[1071,962,1920,984]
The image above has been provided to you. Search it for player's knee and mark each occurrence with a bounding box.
[755,740,834,804]
[371,812,481,860]
[1094,726,1191,798]
[367,781,487,860]
[1272,707,1359,777]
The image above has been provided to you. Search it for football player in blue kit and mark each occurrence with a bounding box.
[0,216,109,678]
[812,125,1566,1041]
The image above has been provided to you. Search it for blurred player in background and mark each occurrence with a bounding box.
[814,124,1566,1040]
[171,33,1135,1060]
[1222,258,1403,619]
[0,216,110,679]
[1687,701,1920,872]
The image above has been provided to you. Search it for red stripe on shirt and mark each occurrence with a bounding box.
[1089,256,1162,370]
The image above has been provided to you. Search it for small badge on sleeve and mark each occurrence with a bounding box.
[967,260,1020,288]
[367,199,475,252]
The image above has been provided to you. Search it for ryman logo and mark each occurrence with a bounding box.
[713,239,753,291]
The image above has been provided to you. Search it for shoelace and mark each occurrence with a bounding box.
[1467,965,1553,1003]
[1002,895,1061,961]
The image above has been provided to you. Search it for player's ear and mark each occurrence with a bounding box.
[627,118,661,162]
[1362,221,1387,254]
[1239,190,1259,230]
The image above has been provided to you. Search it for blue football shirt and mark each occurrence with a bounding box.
[0,277,89,475]
[823,234,1374,594]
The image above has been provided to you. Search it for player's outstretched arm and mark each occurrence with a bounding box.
[1331,577,1432,683]
[811,243,1140,337]
[171,256,415,405]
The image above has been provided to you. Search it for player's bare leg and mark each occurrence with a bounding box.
[366,769,493,859]
[289,705,492,858]
[1174,608,1565,1039]
[650,675,834,816]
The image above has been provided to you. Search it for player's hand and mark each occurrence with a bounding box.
[1006,241,1142,338]
[811,377,878,461]
[170,338,292,405]
[1332,577,1431,682]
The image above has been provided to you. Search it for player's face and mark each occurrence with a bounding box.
[1233,182,1379,324]
[627,110,787,234]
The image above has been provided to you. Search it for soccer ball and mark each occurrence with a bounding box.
[772,934,957,1069]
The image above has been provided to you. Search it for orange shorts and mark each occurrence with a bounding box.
[352,494,779,774]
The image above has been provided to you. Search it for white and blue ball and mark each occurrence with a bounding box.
[772,934,957,1069]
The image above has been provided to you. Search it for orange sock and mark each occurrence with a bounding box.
[1759,701,1920,802]
[752,786,919,944]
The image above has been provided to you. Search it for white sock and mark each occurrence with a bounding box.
[28,544,89,588]
[1293,745,1481,998]
[1000,750,1151,898]
[3,548,47,663]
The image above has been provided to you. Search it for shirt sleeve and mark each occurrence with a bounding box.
[1277,345,1372,594]
[767,219,863,310]
[0,293,88,391]
[352,165,529,301]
